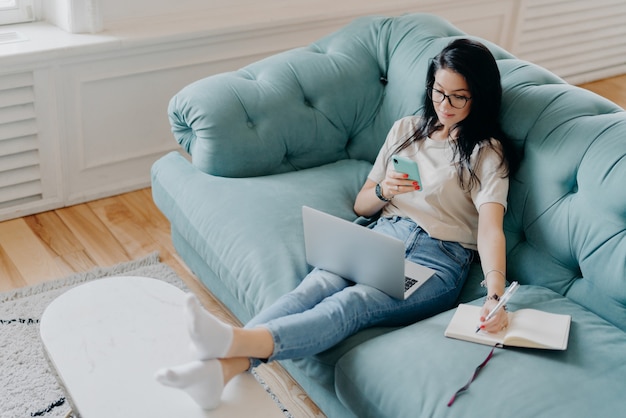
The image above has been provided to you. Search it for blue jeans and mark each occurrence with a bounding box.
[245,216,474,367]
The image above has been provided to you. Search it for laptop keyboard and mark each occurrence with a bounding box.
[405,277,418,291]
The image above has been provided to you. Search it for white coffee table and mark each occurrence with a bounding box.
[40,276,285,418]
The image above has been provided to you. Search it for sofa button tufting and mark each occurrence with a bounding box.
[247,121,255,128]
[380,76,388,85]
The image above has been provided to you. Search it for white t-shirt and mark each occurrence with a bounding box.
[368,116,509,250]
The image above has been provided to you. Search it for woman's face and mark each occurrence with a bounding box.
[431,68,472,130]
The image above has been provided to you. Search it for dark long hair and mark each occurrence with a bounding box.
[394,38,518,190]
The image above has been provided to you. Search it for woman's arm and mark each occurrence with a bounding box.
[476,202,509,332]
[353,179,389,218]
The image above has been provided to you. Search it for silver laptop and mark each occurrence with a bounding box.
[302,206,436,300]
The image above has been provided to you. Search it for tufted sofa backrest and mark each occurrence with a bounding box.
[498,60,626,331]
[168,13,626,330]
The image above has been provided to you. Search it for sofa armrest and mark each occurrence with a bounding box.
[168,36,385,178]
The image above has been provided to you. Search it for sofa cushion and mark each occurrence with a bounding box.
[335,285,626,418]
[152,151,372,321]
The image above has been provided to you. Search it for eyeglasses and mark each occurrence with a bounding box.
[427,88,472,109]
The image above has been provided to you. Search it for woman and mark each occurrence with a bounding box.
[155,38,519,409]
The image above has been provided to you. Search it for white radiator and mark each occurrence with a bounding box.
[0,71,43,210]
[514,0,626,83]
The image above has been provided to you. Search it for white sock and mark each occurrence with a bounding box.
[185,294,233,359]
[155,359,224,410]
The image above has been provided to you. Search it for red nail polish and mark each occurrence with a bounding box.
[403,174,409,178]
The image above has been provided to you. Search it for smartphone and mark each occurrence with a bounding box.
[392,154,422,190]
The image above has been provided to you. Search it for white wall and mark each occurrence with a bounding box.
[100,0,257,24]
[45,0,330,32]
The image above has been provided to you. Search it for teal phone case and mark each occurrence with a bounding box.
[392,154,422,187]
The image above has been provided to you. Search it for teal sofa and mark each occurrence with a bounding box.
[151,13,626,418]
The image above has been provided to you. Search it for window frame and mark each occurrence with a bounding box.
[0,0,35,26]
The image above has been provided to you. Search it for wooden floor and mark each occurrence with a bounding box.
[0,188,324,417]
[0,74,623,417]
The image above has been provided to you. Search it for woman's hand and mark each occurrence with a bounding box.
[354,171,421,217]
[478,298,509,333]
[380,170,421,199]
